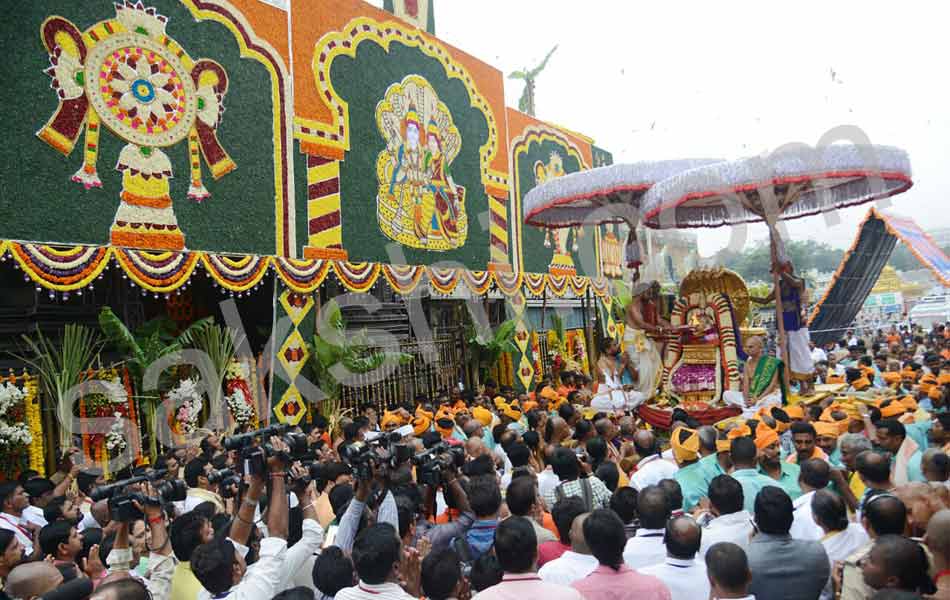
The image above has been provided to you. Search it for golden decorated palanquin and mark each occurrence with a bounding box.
[660,268,761,405]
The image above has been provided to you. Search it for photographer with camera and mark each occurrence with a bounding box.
[177,458,226,515]
[190,434,324,600]
[102,496,174,600]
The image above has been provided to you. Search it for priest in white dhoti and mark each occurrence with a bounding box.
[724,335,786,418]
[593,339,643,410]
[623,281,672,403]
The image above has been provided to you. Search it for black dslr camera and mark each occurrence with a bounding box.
[339,431,412,481]
[411,441,465,487]
[90,470,186,522]
[223,423,310,476]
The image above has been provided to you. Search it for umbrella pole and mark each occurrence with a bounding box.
[769,230,793,396]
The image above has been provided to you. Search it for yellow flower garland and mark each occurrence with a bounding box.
[22,373,44,475]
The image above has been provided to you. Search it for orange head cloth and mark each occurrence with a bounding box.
[472,406,493,427]
[727,424,752,440]
[522,400,539,412]
[415,407,434,421]
[879,400,905,418]
[882,372,901,386]
[899,395,918,412]
[435,417,454,439]
[852,377,871,391]
[920,382,936,395]
[380,410,402,431]
[813,421,839,439]
[671,427,701,463]
[754,423,779,451]
[860,365,875,379]
[921,373,938,386]
[413,415,431,437]
[716,439,732,453]
[493,396,508,410]
[938,373,950,385]
[827,374,846,384]
[930,386,944,401]
[503,405,523,422]
[785,405,805,420]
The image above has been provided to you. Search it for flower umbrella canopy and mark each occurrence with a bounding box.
[641,144,912,229]
[523,158,723,229]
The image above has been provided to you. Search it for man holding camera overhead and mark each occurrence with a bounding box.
[190,434,324,600]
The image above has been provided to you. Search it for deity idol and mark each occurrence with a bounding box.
[388,104,427,242]
[425,118,463,247]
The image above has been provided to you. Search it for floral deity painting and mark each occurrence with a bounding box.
[535,152,581,275]
[36,1,235,251]
[375,75,467,251]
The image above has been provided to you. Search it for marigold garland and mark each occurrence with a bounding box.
[0,241,613,298]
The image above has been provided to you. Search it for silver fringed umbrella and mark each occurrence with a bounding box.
[640,143,913,386]
[523,159,721,277]
[524,159,722,228]
[641,144,912,230]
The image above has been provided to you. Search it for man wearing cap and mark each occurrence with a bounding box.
[671,428,706,512]
[756,423,802,501]
[814,421,843,467]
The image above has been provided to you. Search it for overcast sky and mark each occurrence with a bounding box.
[364,0,949,258]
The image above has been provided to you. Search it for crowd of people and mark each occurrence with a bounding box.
[0,321,949,600]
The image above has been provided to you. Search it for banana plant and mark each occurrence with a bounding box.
[14,324,103,451]
[307,299,411,438]
[97,308,213,461]
[466,318,518,388]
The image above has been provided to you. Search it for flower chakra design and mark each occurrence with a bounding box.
[37,2,234,252]
[86,35,196,148]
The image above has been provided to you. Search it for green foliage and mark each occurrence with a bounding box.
[714,239,844,283]
[97,308,214,460]
[466,318,518,385]
[14,324,103,448]
[307,299,412,431]
[888,241,950,272]
[509,45,558,116]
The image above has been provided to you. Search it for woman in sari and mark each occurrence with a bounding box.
[724,335,786,417]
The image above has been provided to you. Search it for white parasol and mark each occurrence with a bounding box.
[640,143,913,386]
[524,159,723,229]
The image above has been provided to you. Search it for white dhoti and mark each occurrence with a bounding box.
[591,388,626,412]
[723,390,783,419]
[781,327,814,379]
[623,328,661,400]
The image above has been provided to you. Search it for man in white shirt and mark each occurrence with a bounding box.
[624,485,670,568]
[641,516,710,600]
[809,342,827,364]
[539,513,597,585]
[335,523,418,600]
[629,431,678,491]
[191,437,321,600]
[704,542,755,600]
[0,482,36,557]
[790,459,830,541]
[698,475,755,559]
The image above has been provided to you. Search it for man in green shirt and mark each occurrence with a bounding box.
[671,427,708,512]
[757,425,802,500]
[729,436,780,513]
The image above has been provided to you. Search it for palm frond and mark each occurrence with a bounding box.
[530,45,559,78]
[14,325,102,447]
